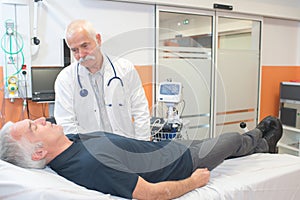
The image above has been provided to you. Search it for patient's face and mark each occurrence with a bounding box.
[10,117,64,144]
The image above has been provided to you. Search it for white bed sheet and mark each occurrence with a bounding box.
[177,153,300,200]
[1,153,300,200]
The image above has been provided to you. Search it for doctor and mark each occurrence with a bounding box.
[54,19,150,141]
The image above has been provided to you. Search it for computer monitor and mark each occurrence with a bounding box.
[157,81,182,103]
[31,67,63,102]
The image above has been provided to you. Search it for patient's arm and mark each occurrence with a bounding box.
[132,168,210,200]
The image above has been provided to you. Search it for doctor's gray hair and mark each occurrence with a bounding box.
[0,121,46,169]
[65,19,97,45]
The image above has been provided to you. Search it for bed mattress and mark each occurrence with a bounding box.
[1,153,300,200]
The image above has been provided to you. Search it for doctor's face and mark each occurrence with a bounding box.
[9,117,64,145]
[67,29,102,69]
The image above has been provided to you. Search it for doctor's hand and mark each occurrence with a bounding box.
[190,168,210,188]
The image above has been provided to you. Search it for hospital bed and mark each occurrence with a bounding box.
[1,153,300,200]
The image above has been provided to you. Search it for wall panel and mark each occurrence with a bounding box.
[260,66,300,120]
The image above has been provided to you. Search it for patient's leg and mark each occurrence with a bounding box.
[188,129,268,171]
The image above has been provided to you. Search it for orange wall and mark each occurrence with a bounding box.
[0,67,49,128]
[260,66,300,120]
[0,66,153,128]
[135,65,153,114]
[3,64,299,127]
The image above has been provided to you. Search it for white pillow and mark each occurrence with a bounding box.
[0,159,118,200]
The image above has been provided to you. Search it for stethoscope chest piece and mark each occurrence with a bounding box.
[77,55,123,98]
[80,88,89,97]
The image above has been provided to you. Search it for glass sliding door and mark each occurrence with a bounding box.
[155,7,262,139]
[214,14,262,136]
[156,7,214,140]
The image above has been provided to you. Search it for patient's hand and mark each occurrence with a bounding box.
[133,168,210,199]
[190,168,210,188]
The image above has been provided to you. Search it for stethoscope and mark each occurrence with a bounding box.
[77,55,124,97]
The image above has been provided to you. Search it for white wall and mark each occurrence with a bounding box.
[114,0,300,21]
[32,0,300,67]
[0,0,155,99]
[30,0,155,66]
[2,0,300,67]
[262,18,300,66]
[0,0,155,67]
[298,24,300,65]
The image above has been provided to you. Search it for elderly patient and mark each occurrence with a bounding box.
[0,116,282,199]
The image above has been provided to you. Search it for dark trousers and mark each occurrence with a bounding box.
[177,129,268,171]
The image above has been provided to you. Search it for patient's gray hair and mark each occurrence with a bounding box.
[0,121,46,169]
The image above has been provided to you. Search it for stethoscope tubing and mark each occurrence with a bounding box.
[77,55,123,97]
[106,56,124,87]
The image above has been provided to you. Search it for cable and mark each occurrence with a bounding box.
[178,99,186,117]
[1,19,24,57]
[151,118,168,140]
[22,70,29,119]
[26,100,30,119]
[150,118,161,134]
[0,91,6,127]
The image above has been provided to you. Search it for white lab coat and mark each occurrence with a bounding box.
[54,56,150,141]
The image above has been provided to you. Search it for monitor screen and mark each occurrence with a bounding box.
[157,82,182,103]
[31,67,63,102]
[160,83,181,95]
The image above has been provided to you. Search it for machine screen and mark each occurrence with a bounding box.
[160,84,180,95]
